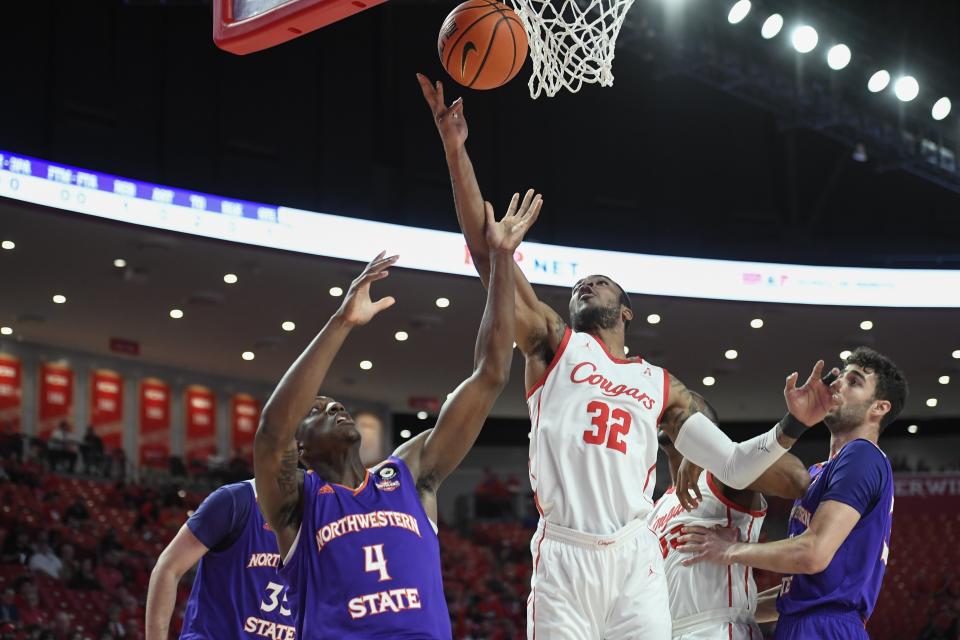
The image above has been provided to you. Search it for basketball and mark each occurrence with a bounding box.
[438,0,528,90]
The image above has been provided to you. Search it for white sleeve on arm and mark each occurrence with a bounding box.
[673,412,789,489]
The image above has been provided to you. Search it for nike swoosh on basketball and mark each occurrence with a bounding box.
[461,42,478,78]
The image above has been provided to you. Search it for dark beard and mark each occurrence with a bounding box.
[572,303,620,332]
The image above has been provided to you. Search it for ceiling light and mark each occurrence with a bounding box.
[840,350,852,360]
[702,376,716,387]
[223,273,238,284]
[791,26,819,54]
[52,295,66,304]
[360,360,373,370]
[868,70,891,93]
[750,318,764,329]
[860,320,873,331]
[761,13,783,39]
[113,258,126,268]
[932,97,952,121]
[827,44,851,70]
[727,0,751,25]
[939,375,950,385]
[0,327,12,336]
[242,351,255,361]
[400,429,412,439]
[624,346,630,355]
[894,76,919,102]
[724,349,739,360]
[169,309,184,319]
[329,286,344,297]
[435,297,450,308]
[281,321,296,332]
[954,350,960,359]
[646,313,661,325]
[395,331,409,342]
[907,424,918,435]
[417,411,428,420]
[0,241,14,250]
[926,398,938,408]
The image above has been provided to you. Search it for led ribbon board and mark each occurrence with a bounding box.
[1,150,958,308]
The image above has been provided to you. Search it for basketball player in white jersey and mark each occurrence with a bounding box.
[418,74,834,639]
[648,394,810,639]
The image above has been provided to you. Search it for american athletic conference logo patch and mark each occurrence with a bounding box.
[375,464,401,492]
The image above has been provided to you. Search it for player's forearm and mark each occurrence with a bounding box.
[472,248,516,385]
[754,586,781,623]
[727,534,823,575]
[258,313,354,447]
[446,146,491,282]
[145,565,182,640]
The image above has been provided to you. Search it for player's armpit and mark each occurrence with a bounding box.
[745,452,811,500]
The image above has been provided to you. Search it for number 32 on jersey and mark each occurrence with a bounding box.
[583,400,632,454]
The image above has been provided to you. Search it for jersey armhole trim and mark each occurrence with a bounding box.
[282,525,302,567]
[656,368,670,427]
[707,473,767,517]
[525,326,572,399]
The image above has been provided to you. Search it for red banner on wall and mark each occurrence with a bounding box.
[894,473,960,514]
[231,394,260,461]
[90,369,124,450]
[38,362,74,438]
[184,386,216,462]
[139,378,170,467]
[0,354,22,432]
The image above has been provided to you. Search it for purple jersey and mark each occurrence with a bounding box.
[182,480,297,640]
[777,439,894,623]
[279,456,451,639]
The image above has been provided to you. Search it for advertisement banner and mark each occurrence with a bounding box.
[90,369,124,450]
[184,386,216,462]
[139,378,170,467]
[38,362,73,438]
[231,393,260,461]
[0,354,22,432]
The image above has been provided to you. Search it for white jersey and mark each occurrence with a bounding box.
[646,472,767,636]
[526,328,668,535]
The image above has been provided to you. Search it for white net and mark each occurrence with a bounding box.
[508,0,636,98]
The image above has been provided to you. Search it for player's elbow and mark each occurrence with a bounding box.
[476,361,510,391]
[797,541,832,574]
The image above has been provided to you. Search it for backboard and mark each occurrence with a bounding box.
[213,0,386,55]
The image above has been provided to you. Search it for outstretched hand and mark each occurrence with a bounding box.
[417,73,468,152]
[677,525,741,567]
[485,190,543,253]
[784,360,841,427]
[337,252,398,327]
[676,458,705,512]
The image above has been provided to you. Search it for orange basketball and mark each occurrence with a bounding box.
[438,0,528,90]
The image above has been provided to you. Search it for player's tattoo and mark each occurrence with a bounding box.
[277,446,299,495]
[660,375,706,442]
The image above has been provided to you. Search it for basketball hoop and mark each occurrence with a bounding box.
[507,0,636,98]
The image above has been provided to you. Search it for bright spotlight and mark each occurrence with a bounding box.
[939,375,951,385]
[749,318,764,329]
[761,13,783,39]
[702,376,716,387]
[791,26,818,53]
[859,320,873,331]
[868,70,891,93]
[417,411,428,420]
[400,429,412,439]
[932,97,952,121]
[894,76,919,102]
[840,350,852,360]
[727,0,751,24]
[827,44,851,70]
[907,424,918,435]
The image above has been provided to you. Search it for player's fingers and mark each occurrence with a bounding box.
[518,188,535,213]
[784,371,799,392]
[484,201,496,227]
[416,74,440,111]
[693,483,703,505]
[436,80,446,108]
[364,255,399,276]
[505,193,520,217]
[371,296,396,315]
[806,360,824,386]
[681,525,709,535]
[681,554,707,567]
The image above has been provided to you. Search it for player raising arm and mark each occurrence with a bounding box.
[419,72,829,640]
[254,193,540,639]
